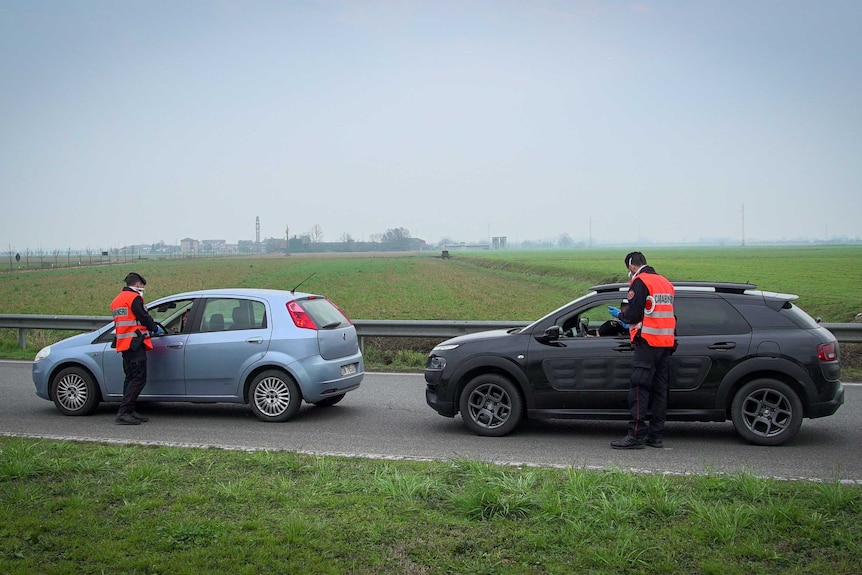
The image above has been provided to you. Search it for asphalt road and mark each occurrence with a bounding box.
[2,361,859,484]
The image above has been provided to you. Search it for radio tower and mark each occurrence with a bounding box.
[255,216,260,245]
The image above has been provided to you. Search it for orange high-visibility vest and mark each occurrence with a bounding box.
[111,290,153,352]
[629,273,675,347]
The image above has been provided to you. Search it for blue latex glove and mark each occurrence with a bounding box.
[155,326,165,336]
[619,320,630,329]
[607,305,621,318]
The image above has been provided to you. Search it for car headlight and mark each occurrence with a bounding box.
[34,346,52,362]
[432,343,459,352]
[427,355,446,370]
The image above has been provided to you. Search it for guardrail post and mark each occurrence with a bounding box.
[18,328,27,350]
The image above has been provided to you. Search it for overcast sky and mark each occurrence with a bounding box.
[1,0,860,251]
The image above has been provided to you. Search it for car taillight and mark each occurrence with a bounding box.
[287,301,317,330]
[817,342,837,362]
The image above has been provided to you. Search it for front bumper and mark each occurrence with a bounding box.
[425,384,456,417]
[424,367,456,417]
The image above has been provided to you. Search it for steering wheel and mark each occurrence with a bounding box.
[577,317,590,337]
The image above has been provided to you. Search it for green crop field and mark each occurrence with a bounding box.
[2,245,861,318]
[1,246,861,373]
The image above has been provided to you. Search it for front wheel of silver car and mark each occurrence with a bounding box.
[459,374,523,437]
[51,367,101,416]
[249,370,302,422]
[730,378,803,446]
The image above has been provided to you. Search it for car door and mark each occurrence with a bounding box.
[100,297,196,398]
[669,295,752,409]
[183,297,271,398]
[525,299,634,411]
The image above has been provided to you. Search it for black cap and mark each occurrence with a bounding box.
[124,272,147,286]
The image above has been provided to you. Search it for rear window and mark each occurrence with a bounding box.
[735,301,821,329]
[298,298,351,329]
[674,296,751,336]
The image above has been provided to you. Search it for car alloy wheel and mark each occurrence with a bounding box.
[459,374,523,437]
[249,369,302,422]
[731,379,803,446]
[51,367,100,416]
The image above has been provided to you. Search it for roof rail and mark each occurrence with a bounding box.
[590,281,757,295]
[589,283,629,293]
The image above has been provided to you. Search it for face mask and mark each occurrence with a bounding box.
[627,269,633,279]
[130,286,145,295]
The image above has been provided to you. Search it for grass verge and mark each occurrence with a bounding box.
[1,437,860,574]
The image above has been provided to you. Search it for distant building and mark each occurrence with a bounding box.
[201,239,227,254]
[180,238,199,255]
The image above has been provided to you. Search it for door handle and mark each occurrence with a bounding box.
[708,342,736,350]
[167,343,184,349]
[615,344,633,352]
[246,337,264,344]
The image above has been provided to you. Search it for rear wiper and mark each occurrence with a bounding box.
[321,321,342,329]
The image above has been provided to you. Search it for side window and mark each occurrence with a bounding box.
[731,303,799,328]
[201,298,266,332]
[148,299,196,334]
[560,300,628,338]
[675,297,750,337]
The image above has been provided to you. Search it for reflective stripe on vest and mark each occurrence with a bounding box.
[110,290,152,352]
[628,273,675,347]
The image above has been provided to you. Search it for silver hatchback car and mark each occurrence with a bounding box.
[33,288,364,422]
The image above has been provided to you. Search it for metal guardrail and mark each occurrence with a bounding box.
[0,315,860,350]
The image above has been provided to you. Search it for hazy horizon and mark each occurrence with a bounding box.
[2,1,860,251]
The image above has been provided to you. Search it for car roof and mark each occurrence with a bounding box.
[590,281,797,302]
[151,288,320,303]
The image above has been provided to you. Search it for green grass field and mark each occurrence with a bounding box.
[1,437,860,574]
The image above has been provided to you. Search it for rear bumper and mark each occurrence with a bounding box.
[807,385,845,419]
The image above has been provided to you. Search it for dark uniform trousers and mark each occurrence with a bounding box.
[627,341,672,440]
[119,347,148,416]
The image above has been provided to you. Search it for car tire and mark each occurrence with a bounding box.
[459,374,523,437]
[730,378,803,446]
[313,393,345,408]
[249,370,302,423]
[51,367,100,416]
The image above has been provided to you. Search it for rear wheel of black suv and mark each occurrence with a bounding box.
[459,374,523,437]
[730,379,803,446]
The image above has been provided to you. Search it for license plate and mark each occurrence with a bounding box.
[341,363,357,376]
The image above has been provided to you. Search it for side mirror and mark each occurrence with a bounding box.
[537,325,561,343]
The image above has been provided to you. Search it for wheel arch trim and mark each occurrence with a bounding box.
[448,354,533,409]
[717,357,814,412]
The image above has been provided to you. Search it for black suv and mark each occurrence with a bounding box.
[424,282,844,445]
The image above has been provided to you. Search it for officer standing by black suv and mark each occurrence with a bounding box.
[610,252,676,450]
